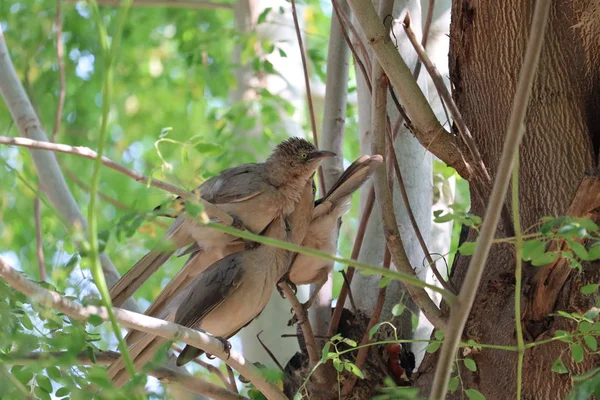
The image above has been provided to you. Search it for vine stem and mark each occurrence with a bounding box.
[512,152,525,399]
[429,1,552,398]
[87,0,136,378]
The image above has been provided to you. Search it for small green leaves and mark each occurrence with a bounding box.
[580,284,599,295]
[464,388,486,400]
[257,7,272,24]
[87,314,104,327]
[458,242,476,255]
[552,357,568,374]
[448,376,459,393]
[346,362,365,379]
[584,335,597,351]
[463,358,477,372]
[193,142,224,157]
[571,343,584,363]
[522,239,546,261]
[392,303,405,316]
[321,342,331,363]
[426,341,441,353]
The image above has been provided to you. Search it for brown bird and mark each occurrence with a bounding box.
[109,137,334,307]
[288,154,382,310]
[107,180,315,386]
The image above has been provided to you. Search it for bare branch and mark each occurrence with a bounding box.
[430,1,552,397]
[0,256,285,400]
[34,197,46,282]
[371,38,445,328]
[278,281,323,383]
[64,0,234,9]
[403,13,490,183]
[345,0,471,179]
[327,187,375,337]
[0,136,234,226]
[289,0,325,196]
[52,0,66,143]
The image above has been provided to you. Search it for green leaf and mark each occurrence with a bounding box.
[20,313,34,330]
[257,7,272,24]
[369,322,384,339]
[552,357,568,374]
[345,362,365,379]
[449,376,459,393]
[434,330,445,340]
[567,241,590,260]
[87,314,104,327]
[531,251,558,266]
[579,321,592,334]
[392,303,405,316]
[522,240,546,261]
[13,366,33,385]
[341,338,357,347]
[184,201,204,217]
[585,308,600,321]
[584,335,598,351]
[159,127,172,138]
[464,358,477,372]
[434,212,454,223]
[379,276,393,288]
[588,244,600,260]
[55,387,70,397]
[181,147,189,165]
[278,48,287,58]
[37,375,53,393]
[34,386,51,400]
[333,358,343,372]
[46,366,61,381]
[571,343,584,363]
[87,346,97,364]
[426,341,441,353]
[321,342,331,362]
[458,242,476,255]
[193,142,224,156]
[580,284,599,295]
[464,388,486,400]
[293,393,302,400]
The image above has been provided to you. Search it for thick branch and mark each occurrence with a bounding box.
[345,0,470,179]
[0,257,285,400]
[0,136,234,225]
[429,1,552,398]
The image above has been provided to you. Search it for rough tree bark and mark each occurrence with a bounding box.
[416,1,600,399]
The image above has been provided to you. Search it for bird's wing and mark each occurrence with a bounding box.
[197,163,271,205]
[320,155,381,208]
[153,163,270,218]
[174,254,246,329]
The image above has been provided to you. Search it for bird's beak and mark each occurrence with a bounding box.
[308,150,336,160]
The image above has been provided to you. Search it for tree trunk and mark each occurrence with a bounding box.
[416,1,600,399]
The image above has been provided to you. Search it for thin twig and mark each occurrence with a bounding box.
[52,0,66,143]
[289,0,325,196]
[331,0,371,92]
[371,60,445,328]
[65,0,234,9]
[34,197,46,281]
[512,155,525,399]
[0,136,234,225]
[403,13,490,183]
[278,281,323,383]
[63,166,169,229]
[256,330,285,374]
[226,365,238,395]
[341,247,390,395]
[412,0,435,81]
[429,1,552,397]
[327,187,375,337]
[0,256,285,400]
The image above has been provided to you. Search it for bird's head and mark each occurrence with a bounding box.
[267,137,335,183]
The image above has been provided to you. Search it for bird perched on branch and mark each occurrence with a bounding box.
[107,180,315,386]
[288,154,383,310]
[109,137,334,307]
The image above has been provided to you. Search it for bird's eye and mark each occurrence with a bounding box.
[301,152,308,159]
